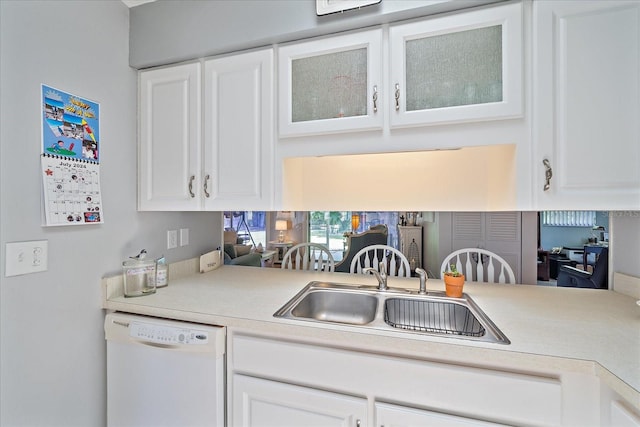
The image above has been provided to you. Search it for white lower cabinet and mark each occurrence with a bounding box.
[609,401,640,427]
[228,332,572,427]
[601,385,640,427]
[376,402,504,427]
[233,375,367,427]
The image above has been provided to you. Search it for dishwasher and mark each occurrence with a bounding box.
[104,312,225,427]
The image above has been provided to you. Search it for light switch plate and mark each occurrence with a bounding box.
[5,240,48,277]
[167,230,178,249]
[180,228,189,246]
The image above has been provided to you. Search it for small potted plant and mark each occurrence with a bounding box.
[443,264,465,298]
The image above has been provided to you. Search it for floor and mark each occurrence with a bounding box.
[537,279,557,287]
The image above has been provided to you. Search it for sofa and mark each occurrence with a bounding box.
[335,224,389,273]
[557,247,608,289]
[223,230,262,267]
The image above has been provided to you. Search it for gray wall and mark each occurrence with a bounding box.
[0,1,220,425]
[129,0,500,68]
[611,213,640,279]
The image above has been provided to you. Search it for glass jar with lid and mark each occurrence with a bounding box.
[122,252,156,297]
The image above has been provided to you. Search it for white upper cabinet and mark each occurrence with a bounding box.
[203,48,274,210]
[138,49,274,211]
[533,0,640,210]
[138,63,202,210]
[277,2,524,144]
[389,1,523,128]
[278,29,383,137]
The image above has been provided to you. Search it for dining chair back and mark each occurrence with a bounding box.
[440,248,516,284]
[350,244,411,277]
[281,243,335,272]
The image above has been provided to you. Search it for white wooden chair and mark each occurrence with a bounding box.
[281,243,335,272]
[350,244,411,277]
[440,248,516,284]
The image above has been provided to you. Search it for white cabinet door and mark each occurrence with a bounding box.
[138,63,201,210]
[204,49,274,210]
[389,1,523,128]
[231,333,563,427]
[232,375,367,427]
[609,401,640,427]
[533,0,640,210]
[278,29,383,137]
[376,402,505,427]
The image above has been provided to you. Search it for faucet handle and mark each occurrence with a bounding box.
[378,261,387,276]
[415,268,427,294]
[363,264,388,290]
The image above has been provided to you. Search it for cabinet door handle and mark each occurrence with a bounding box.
[394,83,400,111]
[356,419,361,427]
[203,174,211,198]
[372,85,378,113]
[543,159,553,191]
[188,175,195,198]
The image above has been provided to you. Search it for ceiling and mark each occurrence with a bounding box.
[122,0,156,7]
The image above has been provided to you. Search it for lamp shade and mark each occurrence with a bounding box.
[275,220,288,243]
[351,214,360,232]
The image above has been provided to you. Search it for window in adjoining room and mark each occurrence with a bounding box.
[308,211,399,261]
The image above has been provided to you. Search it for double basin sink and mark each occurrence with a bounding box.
[274,281,510,345]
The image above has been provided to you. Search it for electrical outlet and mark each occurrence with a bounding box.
[5,240,48,277]
[167,230,178,249]
[180,228,189,247]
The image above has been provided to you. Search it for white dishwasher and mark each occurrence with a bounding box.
[104,312,225,427]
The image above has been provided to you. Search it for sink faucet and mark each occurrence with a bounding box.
[415,268,428,294]
[364,262,388,290]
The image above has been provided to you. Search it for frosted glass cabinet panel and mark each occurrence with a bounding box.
[291,48,368,122]
[405,25,502,110]
[390,1,523,128]
[279,29,383,137]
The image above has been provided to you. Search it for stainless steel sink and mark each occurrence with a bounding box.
[274,281,510,345]
[291,290,378,325]
[384,297,486,338]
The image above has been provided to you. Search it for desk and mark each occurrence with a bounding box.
[537,250,550,281]
[268,241,293,265]
[549,254,577,280]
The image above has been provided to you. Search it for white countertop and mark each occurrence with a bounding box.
[102,264,640,409]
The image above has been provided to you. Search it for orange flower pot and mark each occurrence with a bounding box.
[444,274,465,298]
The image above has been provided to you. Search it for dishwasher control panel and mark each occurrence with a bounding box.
[129,321,209,345]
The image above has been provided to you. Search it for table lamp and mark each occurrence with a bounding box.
[275,220,288,243]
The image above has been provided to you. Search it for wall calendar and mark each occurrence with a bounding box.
[41,84,104,226]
